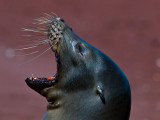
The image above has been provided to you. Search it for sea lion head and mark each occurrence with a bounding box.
[25,17,131,120]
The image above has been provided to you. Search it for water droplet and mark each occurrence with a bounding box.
[156,58,160,67]
[5,48,15,58]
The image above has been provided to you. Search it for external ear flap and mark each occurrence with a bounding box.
[97,85,106,104]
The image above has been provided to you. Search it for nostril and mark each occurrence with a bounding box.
[60,18,64,22]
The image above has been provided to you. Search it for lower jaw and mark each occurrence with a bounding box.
[25,75,57,92]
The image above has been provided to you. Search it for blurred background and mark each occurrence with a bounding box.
[0,0,160,119]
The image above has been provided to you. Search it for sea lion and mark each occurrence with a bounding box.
[25,16,131,120]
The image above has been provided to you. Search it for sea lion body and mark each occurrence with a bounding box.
[25,17,131,120]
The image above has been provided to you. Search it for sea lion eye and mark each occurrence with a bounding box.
[77,45,84,56]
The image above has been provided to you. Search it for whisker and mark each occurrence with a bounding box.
[31,23,50,28]
[15,51,39,56]
[15,45,38,51]
[22,34,48,37]
[22,28,48,34]
[15,39,50,51]
[35,18,51,23]
[33,18,51,25]
[32,22,48,25]
[17,40,48,48]
[21,37,48,42]
[22,35,34,37]
[28,26,47,31]
[51,12,58,18]
[19,12,60,65]
[18,44,54,66]
[35,39,48,43]
[42,12,55,19]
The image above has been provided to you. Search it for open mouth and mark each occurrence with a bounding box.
[25,74,57,90]
[25,17,63,92]
[25,51,59,92]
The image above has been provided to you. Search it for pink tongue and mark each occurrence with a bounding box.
[47,77,55,80]
[33,77,55,80]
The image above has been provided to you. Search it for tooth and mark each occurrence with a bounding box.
[30,74,34,80]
